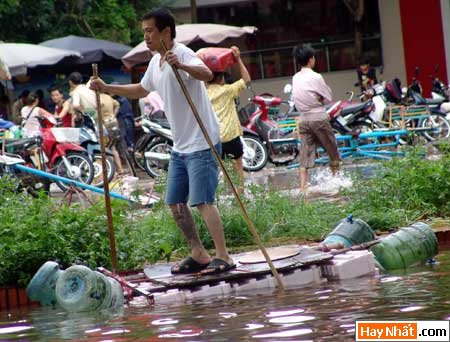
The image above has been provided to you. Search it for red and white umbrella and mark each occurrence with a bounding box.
[122,23,257,69]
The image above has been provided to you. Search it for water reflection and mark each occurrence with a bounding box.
[1,249,449,342]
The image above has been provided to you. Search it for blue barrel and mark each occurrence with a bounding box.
[26,261,64,306]
[370,222,437,270]
[322,215,375,247]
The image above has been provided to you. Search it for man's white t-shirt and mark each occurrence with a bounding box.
[140,43,220,153]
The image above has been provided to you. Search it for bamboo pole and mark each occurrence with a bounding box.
[160,40,284,290]
[92,64,118,272]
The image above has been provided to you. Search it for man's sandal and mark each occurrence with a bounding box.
[200,258,236,276]
[170,256,209,274]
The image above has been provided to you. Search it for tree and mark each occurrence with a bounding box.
[342,0,365,65]
[0,0,171,45]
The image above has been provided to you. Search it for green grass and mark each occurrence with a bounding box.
[1,144,450,286]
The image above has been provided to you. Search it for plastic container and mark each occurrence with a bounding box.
[370,222,437,270]
[26,261,64,306]
[55,265,124,312]
[322,215,375,248]
[197,47,237,72]
[98,274,124,309]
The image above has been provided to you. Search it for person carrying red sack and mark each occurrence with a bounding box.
[203,46,251,193]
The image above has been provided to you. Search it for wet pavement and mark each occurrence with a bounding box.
[48,139,442,207]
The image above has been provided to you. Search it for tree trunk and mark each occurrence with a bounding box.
[191,0,197,23]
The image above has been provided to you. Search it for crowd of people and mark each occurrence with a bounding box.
[5,71,141,176]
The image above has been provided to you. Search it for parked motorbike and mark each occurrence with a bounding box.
[429,65,450,114]
[372,74,450,142]
[0,135,51,196]
[74,112,115,187]
[133,109,173,178]
[238,95,298,171]
[37,112,95,191]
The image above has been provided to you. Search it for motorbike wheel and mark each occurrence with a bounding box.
[25,177,51,198]
[92,154,116,187]
[242,135,268,172]
[421,114,450,141]
[143,138,172,178]
[54,152,95,192]
[133,134,152,171]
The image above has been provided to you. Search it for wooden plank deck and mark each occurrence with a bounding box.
[140,246,332,293]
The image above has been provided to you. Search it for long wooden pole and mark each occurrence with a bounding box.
[92,64,118,272]
[160,40,284,290]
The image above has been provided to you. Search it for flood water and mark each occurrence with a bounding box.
[1,248,449,342]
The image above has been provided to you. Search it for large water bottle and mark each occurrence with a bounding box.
[370,222,437,270]
[26,261,64,306]
[322,215,375,247]
[55,265,124,312]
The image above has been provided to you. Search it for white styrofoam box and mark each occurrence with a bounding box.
[280,266,324,288]
[153,289,186,304]
[218,281,232,296]
[189,283,229,299]
[321,250,376,280]
[232,275,276,294]
[182,289,194,301]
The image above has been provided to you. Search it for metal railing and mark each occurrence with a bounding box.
[240,35,382,79]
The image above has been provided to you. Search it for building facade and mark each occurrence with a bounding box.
[171,0,450,100]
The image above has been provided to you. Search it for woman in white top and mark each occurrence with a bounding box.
[20,92,53,137]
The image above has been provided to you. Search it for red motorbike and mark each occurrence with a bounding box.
[37,112,95,191]
[239,95,298,171]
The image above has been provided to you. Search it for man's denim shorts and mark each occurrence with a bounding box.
[165,143,221,206]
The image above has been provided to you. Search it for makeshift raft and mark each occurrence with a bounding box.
[25,220,439,311]
[109,245,377,306]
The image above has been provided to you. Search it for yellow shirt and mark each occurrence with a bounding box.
[207,79,246,143]
[99,93,119,121]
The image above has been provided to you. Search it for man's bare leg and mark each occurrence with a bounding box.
[300,167,308,193]
[330,165,339,176]
[111,145,124,174]
[330,161,339,176]
[169,204,211,265]
[197,203,233,264]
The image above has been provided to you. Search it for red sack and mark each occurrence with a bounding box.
[197,47,237,72]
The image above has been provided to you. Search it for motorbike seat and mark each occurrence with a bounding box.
[153,118,171,129]
[340,101,371,116]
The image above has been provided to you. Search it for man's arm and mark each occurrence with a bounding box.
[165,51,213,82]
[231,46,251,85]
[316,75,332,104]
[56,101,71,119]
[179,64,213,82]
[90,81,149,99]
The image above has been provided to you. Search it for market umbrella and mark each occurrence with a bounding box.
[40,35,132,64]
[122,23,257,69]
[0,43,81,77]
